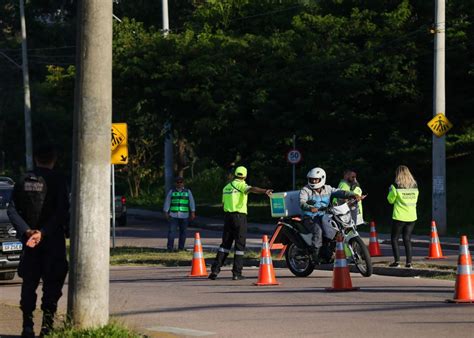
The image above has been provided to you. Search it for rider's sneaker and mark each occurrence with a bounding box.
[405,263,413,268]
[389,261,400,268]
[208,273,218,280]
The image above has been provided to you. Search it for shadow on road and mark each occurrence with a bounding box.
[113,299,454,317]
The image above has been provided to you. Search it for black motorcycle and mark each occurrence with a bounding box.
[269,201,372,277]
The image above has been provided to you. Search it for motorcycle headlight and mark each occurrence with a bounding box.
[340,213,351,224]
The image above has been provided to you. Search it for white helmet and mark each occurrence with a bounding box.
[307,167,326,189]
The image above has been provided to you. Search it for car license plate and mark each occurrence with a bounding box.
[2,242,22,252]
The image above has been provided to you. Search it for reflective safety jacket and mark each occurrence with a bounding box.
[387,184,419,222]
[222,179,251,214]
[163,188,195,219]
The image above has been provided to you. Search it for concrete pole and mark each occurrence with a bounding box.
[68,0,112,328]
[164,121,173,195]
[163,0,173,194]
[162,0,169,36]
[432,0,447,234]
[19,0,33,171]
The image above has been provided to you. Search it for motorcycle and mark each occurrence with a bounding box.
[269,199,372,278]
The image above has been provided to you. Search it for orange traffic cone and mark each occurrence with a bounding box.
[447,235,474,303]
[425,221,447,259]
[254,235,280,286]
[189,232,208,277]
[326,235,359,292]
[368,221,382,257]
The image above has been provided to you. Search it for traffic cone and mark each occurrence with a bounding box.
[368,221,382,257]
[447,235,474,303]
[189,232,208,277]
[326,235,359,292]
[425,221,447,259]
[254,235,280,286]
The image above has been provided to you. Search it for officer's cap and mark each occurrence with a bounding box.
[234,166,247,178]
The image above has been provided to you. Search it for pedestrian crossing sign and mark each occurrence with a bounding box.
[427,113,452,137]
[111,123,128,164]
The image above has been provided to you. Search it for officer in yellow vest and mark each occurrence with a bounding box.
[387,165,419,268]
[209,166,273,280]
[333,169,365,225]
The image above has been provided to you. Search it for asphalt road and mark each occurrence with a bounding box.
[3,266,471,338]
[0,212,466,337]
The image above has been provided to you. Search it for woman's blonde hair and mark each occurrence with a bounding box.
[395,165,417,189]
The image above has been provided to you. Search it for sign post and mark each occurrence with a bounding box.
[111,123,128,248]
[286,135,302,190]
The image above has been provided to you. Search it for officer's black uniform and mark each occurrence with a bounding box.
[8,166,69,337]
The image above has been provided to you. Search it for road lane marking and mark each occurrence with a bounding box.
[147,326,215,336]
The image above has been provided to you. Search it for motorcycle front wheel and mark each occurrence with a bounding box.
[349,236,373,277]
[285,243,315,277]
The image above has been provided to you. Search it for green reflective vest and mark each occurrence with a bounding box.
[170,190,190,213]
[333,180,363,217]
[222,179,249,214]
[387,185,419,222]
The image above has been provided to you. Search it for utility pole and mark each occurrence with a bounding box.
[433,0,447,235]
[19,0,33,171]
[162,0,173,194]
[68,0,113,328]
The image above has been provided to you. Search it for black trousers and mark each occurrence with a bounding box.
[18,242,68,316]
[211,212,247,276]
[390,220,415,264]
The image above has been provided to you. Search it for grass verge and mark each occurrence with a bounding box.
[110,246,262,266]
[47,321,143,338]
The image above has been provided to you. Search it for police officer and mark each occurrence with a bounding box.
[333,169,365,225]
[8,145,69,338]
[208,166,272,280]
[163,176,196,251]
[387,165,419,268]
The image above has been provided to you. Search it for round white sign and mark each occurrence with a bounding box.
[287,149,302,164]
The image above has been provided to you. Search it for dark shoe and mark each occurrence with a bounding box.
[208,273,218,280]
[405,263,413,268]
[311,250,320,264]
[389,261,400,267]
[40,327,51,338]
[232,275,246,281]
[21,326,35,338]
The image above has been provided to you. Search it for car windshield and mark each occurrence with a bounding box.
[0,188,12,208]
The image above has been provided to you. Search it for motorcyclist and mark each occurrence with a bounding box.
[299,167,363,263]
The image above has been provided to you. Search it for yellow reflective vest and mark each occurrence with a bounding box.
[222,179,250,214]
[387,184,419,222]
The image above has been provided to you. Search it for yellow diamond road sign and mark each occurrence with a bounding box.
[111,123,128,164]
[111,124,126,151]
[427,113,453,137]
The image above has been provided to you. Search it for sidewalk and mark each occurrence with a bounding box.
[129,208,465,278]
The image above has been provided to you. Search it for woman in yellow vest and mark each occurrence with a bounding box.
[387,165,419,268]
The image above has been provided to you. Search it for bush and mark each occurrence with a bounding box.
[187,166,227,204]
[48,321,143,338]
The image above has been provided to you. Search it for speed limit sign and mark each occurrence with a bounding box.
[286,149,302,164]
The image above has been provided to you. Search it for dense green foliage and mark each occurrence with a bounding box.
[1,1,473,232]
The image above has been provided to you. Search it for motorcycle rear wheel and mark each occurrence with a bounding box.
[285,243,315,277]
[349,236,373,277]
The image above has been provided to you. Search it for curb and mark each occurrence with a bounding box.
[174,258,455,279]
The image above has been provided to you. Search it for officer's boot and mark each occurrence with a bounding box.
[21,313,35,338]
[40,309,55,337]
[311,247,320,265]
[232,254,245,280]
[209,251,228,280]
